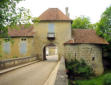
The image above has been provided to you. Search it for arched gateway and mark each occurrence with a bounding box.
[43,43,58,61]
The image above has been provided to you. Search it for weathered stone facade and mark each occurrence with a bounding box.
[32,21,71,60]
[64,44,104,75]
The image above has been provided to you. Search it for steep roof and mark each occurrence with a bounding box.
[65,29,108,45]
[39,8,71,21]
[8,25,34,37]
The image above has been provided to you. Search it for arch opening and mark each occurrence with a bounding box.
[43,43,58,61]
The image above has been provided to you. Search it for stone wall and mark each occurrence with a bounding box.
[32,21,71,60]
[64,44,104,75]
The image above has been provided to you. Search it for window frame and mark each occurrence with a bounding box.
[3,41,11,54]
[48,23,55,33]
[20,38,27,54]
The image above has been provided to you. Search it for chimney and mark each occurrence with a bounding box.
[65,7,70,17]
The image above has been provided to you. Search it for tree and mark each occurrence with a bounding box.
[0,0,32,37]
[96,6,111,69]
[72,16,92,29]
[96,6,111,42]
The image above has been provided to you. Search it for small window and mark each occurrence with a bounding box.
[48,23,54,33]
[21,38,26,41]
[92,56,95,61]
[3,42,10,53]
[4,38,10,42]
[20,41,27,54]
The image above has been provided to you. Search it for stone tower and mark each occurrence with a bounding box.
[32,8,72,60]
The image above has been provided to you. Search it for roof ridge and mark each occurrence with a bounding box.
[65,29,108,45]
[39,8,71,21]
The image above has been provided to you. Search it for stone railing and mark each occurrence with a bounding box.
[0,56,37,69]
[54,57,68,85]
[43,57,68,85]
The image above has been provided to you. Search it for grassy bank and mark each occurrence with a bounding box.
[69,72,111,85]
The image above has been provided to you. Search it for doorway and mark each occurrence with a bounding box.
[43,44,58,61]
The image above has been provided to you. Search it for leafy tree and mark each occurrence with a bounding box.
[96,6,111,42]
[72,16,92,29]
[0,0,32,37]
[96,6,111,69]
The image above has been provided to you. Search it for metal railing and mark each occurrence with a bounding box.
[47,32,55,39]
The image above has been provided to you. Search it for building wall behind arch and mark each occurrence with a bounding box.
[32,21,72,60]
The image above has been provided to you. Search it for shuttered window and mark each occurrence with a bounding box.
[3,42,10,53]
[48,23,54,33]
[20,41,27,54]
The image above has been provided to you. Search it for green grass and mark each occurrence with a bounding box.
[74,72,111,85]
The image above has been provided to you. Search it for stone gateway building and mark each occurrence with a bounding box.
[32,8,72,60]
[0,8,108,75]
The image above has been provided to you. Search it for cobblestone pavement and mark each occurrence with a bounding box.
[0,61,57,85]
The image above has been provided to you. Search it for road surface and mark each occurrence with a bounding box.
[0,61,57,85]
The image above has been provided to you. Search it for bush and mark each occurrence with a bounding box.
[104,74,111,85]
[66,59,94,79]
[13,56,18,58]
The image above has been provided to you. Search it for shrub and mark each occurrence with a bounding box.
[66,59,94,79]
[75,81,96,85]
[104,74,111,85]
[13,56,18,58]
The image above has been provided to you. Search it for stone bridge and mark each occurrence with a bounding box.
[0,56,68,85]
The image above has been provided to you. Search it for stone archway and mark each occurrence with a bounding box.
[43,43,58,61]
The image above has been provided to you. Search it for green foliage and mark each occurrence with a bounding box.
[13,56,18,58]
[72,72,111,85]
[66,59,94,79]
[72,16,92,29]
[104,74,111,85]
[0,54,2,57]
[96,6,111,42]
[95,6,111,68]
[0,0,32,37]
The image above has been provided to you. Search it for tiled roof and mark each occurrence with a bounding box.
[39,8,71,21]
[8,25,34,37]
[65,29,108,45]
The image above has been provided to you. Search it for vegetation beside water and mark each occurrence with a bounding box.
[66,59,111,85]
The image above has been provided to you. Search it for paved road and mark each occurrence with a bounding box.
[0,61,57,85]
[46,55,58,61]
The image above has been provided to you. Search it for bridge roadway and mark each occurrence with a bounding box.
[0,60,57,85]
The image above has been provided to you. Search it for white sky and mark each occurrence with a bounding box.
[18,0,111,24]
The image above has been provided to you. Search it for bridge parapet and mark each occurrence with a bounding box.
[0,56,38,70]
[44,57,68,85]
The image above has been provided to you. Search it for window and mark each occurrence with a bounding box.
[92,56,95,61]
[48,23,54,33]
[3,42,10,53]
[21,38,26,41]
[20,41,27,54]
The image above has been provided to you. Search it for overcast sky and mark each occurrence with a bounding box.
[18,0,111,23]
